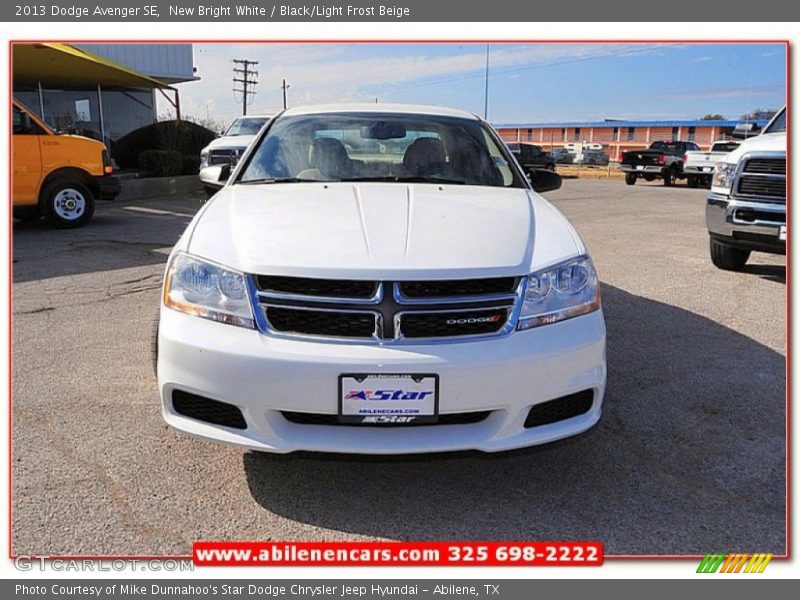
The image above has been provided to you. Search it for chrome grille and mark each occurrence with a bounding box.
[208,148,242,166]
[251,277,522,343]
[734,153,786,204]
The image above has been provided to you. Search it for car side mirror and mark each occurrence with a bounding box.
[528,168,562,193]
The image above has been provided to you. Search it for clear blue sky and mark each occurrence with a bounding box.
[173,43,786,128]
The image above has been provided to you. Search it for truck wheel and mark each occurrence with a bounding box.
[709,238,750,271]
[625,173,637,185]
[42,179,95,228]
[687,175,699,188]
[662,167,677,187]
[547,163,556,172]
[13,206,42,222]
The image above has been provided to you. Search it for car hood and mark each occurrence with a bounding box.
[203,134,258,152]
[185,182,583,279]
[724,132,786,162]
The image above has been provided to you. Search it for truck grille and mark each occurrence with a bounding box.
[743,157,785,175]
[735,155,786,203]
[252,277,521,342]
[208,148,242,166]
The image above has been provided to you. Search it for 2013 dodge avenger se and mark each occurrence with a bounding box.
[156,104,607,454]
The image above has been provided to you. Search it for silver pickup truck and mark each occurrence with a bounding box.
[683,141,740,188]
[706,107,786,271]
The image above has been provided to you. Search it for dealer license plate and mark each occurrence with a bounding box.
[636,165,644,170]
[779,225,787,241]
[338,374,439,425]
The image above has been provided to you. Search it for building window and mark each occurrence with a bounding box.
[688,126,696,141]
[561,128,566,141]
[612,127,619,142]
[671,126,679,140]
[627,127,635,141]
[573,127,581,141]
[526,128,533,141]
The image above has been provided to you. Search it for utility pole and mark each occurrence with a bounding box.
[281,79,290,109]
[233,59,259,115]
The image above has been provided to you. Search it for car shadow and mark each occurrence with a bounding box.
[242,284,786,555]
[741,263,786,284]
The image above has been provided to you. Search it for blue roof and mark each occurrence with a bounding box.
[493,119,769,129]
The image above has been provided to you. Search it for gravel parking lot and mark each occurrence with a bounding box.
[11,179,786,557]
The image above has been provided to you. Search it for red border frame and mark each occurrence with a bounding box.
[7,38,791,564]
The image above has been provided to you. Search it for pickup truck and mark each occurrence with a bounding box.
[507,142,556,173]
[620,140,700,186]
[683,141,740,188]
[12,98,120,228]
[706,106,785,271]
[158,104,606,454]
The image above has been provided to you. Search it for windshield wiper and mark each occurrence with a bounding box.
[238,177,317,185]
[339,176,467,185]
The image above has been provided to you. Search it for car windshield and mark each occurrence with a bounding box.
[650,142,681,153]
[225,117,269,136]
[764,109,786,134]
[711,142,740,153]
[238,112,525,187]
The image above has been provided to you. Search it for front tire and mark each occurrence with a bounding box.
[687,175,699,188]
[625,173,637,186]
[42,179,95,228]
[709,238,750,271]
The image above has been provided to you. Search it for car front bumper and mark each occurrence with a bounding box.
[707,193,786,254]
[157,307,607,454]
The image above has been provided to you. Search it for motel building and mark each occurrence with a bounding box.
[494,118,769,159]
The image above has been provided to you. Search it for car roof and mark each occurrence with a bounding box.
[281,103,481,120]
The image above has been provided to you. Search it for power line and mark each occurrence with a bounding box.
[233,59,259,116]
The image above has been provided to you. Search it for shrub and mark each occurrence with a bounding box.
[181,154,199,175]
[137,150,183,177]
[111,120,216,173]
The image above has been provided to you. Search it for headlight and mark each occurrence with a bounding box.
[518,256,600,330]
[199,150,209,168]
[711,162,737,194]
[164,252,254,328]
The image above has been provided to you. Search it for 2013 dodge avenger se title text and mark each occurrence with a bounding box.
[156,104,607,454]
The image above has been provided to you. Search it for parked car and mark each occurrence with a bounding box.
[507,142,556,172]
[683,141,741,188]
[12,98,120,228]
[158,104,606,454]
[620,140,700,186]
[576,149,609,166]
[199,114,271,196]
[551,148,575,164]
[706,106,785,271]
